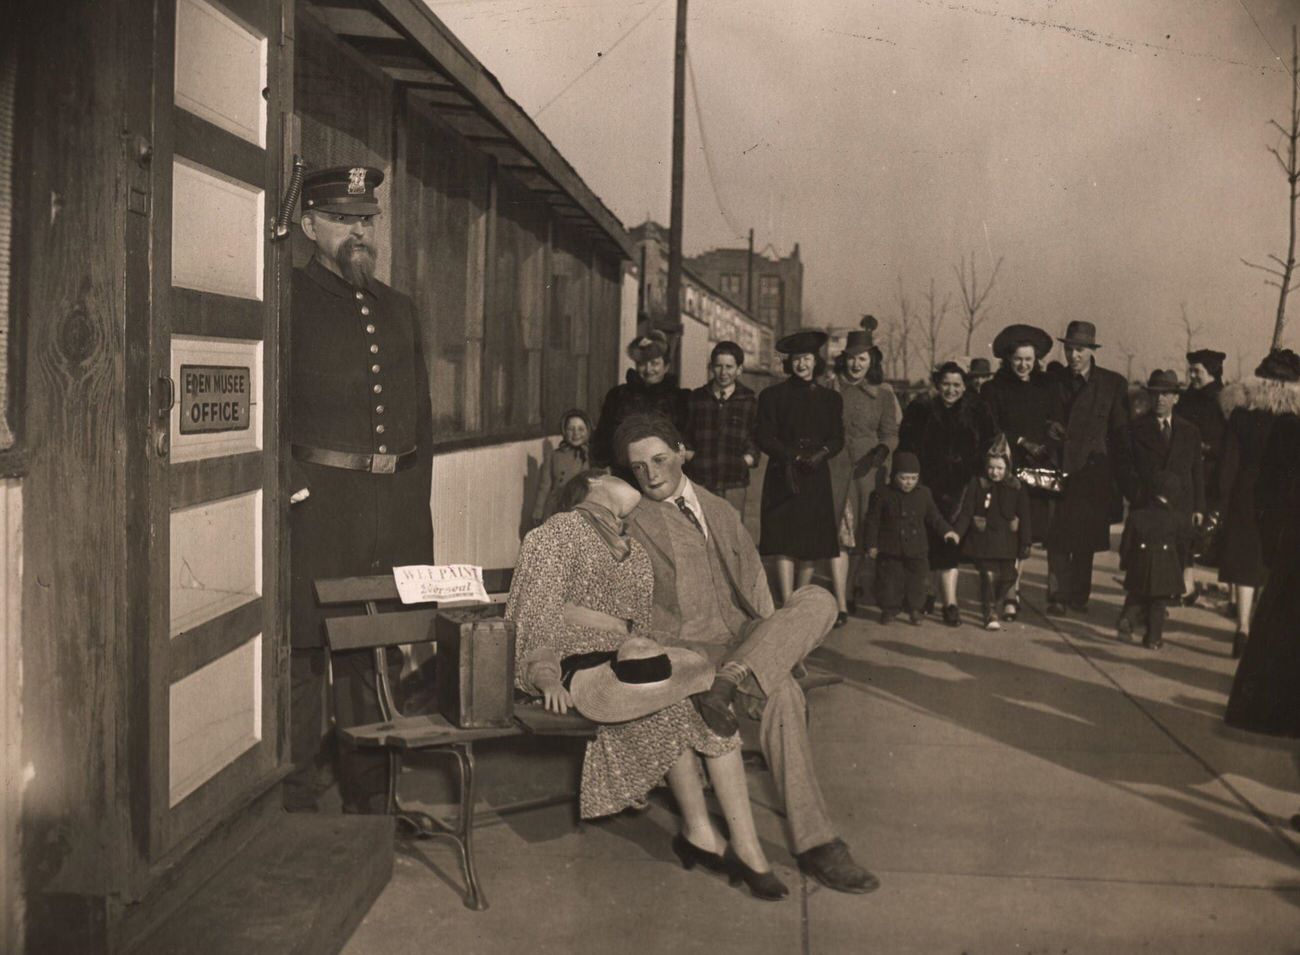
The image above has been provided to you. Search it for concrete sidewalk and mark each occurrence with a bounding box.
[342,546,1300,954]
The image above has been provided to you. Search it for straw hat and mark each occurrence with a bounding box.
[568,636,714,724]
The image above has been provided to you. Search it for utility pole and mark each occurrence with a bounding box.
[666,0,687,341]
[746,227,755,315]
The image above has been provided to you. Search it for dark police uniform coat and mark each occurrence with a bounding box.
[289,258,434,648]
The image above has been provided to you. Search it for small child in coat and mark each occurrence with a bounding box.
[532,409,592,525]
[954,436,1032,630]
[1117,471,1192,650]
[865,451,960,624]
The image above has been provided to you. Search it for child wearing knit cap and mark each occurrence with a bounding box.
[954,435,1032,630]
[865,451,959,624]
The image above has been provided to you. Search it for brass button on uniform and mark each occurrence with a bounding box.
[371,364,381,374]
[366,324,375,334]
[370,344,379,354]
[360,306,370,316]
[354,291,364,301]
[373,384,383,394]
[375,404,384,414]
[377,444,388,454]
[375,424,385,434]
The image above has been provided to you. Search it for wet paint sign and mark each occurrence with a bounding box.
[179,365,251,433]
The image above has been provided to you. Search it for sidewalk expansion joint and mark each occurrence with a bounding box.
[1027,603,1300,864]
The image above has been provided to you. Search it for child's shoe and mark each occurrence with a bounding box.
[907,611,922,626]
[984,615,1001,631]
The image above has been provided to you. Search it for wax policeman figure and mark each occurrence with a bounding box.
[285,165,435,813]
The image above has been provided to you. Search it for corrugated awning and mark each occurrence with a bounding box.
[304,0,633,260]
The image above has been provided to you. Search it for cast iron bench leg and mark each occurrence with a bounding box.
[452,742,488,911]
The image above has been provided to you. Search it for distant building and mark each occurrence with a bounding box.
[686,240,803,343]
[628,221,777,386]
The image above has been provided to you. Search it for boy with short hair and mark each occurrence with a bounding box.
[865,451,960,624]
[683,340,760,515]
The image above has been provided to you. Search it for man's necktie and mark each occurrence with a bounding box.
[1160,418,1171,447]
[675,496,704,535]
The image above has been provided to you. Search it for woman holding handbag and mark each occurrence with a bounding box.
[980,324,1066,619]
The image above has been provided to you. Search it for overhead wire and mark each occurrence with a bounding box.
[686,48,747,240]
[1234,0,1300,91]
[532,0,671,117]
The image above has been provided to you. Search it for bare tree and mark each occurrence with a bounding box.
[1177,301,1203,354]
[1117,339,1137,383]
[1242,26,1300,350]
[894,275,916,381]
[922,278,951,373]
[953,251,1004,354]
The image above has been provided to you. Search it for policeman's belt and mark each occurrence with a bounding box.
[292,444,417,474]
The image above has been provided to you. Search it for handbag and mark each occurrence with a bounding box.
[1016,466,1068,496]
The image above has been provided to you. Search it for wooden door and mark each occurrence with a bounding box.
[144,0,293,859]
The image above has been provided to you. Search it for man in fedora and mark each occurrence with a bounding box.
[967,357,994,394]
[615,413,880,896]
[1126,369,1204,549]
[591,329,691,478]
[1043,320,1131,614]
[286,165,434,813]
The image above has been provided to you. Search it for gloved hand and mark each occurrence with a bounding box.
[1020,439,1048,461]
[853,444,889,477]
[796,446,830,469]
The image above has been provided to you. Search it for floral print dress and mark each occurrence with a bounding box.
[506,511,736,819]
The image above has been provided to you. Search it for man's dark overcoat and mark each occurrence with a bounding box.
[289,259,434,648]
[1045,360,1131,553]
[1126,412,1205,518]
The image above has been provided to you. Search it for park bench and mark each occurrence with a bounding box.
[316,571,597,912]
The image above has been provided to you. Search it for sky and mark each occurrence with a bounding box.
[424,0,1300,380]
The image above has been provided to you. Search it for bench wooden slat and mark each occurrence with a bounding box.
[513,703,599,738]
[324,610,439,651]
[341,714,523,750]
[315,569,517,607]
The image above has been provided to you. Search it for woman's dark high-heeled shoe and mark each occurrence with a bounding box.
[723,847,789,901]
[671,833,726,873]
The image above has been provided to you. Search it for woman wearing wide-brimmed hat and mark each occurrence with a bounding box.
[980,324,1066,618]
[1217,348,1300,657]
[507,470,788,900]
[756,330,845,606]
[824,317,899,621]
[1224,347,1300,734]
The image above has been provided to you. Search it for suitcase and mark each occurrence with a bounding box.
[434,607,516,728]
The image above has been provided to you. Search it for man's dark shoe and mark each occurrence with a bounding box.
[692,678,739,737]
[922,594,936,615]
[796,838,880,894]
[1116,616,1135,643]
[1068,601,1089,615]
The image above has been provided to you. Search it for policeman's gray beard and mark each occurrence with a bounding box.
[335,241,376,290]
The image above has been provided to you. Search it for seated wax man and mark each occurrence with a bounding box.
[615,413,880,895]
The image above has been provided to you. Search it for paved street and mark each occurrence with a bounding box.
[343,542,1300,955]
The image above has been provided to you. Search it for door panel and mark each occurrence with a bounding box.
[147,0,290,859]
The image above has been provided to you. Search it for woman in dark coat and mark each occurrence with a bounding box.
[1224,348,1300,735]
[980,324,1065,619]
[1216,349,1300,654]
[757,330,845,606]
[899,361,997,626]
[1177,350,1227,588]
[592,330,690,477]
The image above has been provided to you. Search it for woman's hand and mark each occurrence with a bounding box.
[537,678,573,714]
